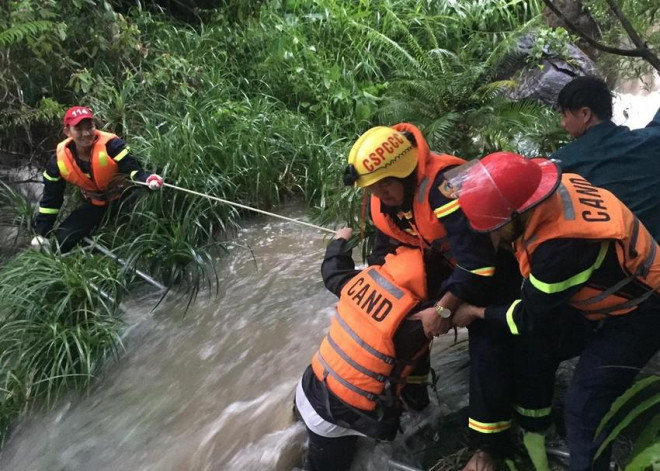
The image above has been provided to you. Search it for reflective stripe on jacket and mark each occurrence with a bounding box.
[515,174,660,319]
[56,130,121,206]
[370,123,465,256]
[311,246,428,411]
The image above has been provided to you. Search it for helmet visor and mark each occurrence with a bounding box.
[444,157,561,232]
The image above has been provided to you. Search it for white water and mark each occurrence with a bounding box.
[0,214,333,470]
[613,71,660,128]
[0,210,463,471]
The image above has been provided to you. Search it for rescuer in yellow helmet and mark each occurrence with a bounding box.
[343,123,522,470]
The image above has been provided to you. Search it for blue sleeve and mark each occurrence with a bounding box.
[106,137,151,183]
[429,171,498,304]
[321,238,361,297]
[34,154,65,236]
[484,238,602,334]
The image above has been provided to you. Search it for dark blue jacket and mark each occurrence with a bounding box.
[552,108,660,240]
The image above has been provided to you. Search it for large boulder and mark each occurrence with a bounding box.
[498,33,599,106]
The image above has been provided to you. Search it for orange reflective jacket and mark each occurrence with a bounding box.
[56,131,121,206]
[311,246,429,411]
[516,174,660,319]
[370,123,465,255]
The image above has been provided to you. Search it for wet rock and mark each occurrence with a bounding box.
[542,0,602,60]
[496,33,598,106]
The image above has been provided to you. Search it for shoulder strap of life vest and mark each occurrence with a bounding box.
[90,131,120,191]
[56,138,100,193]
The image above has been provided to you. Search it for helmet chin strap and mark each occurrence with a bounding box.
[343,164,360,186]
[509,211,527,240]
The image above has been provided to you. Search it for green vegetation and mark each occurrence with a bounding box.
[3,1,657,466]
[595,376,660,469]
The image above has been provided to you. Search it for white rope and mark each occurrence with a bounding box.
[135,181,336,234]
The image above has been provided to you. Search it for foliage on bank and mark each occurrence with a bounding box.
[0,0,575,449]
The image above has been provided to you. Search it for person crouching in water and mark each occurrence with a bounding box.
[32,105,164,252]
[295,227,451,471]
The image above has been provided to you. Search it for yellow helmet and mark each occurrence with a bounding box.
[344,126,418,187]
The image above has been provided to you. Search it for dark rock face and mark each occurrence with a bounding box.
[498,33,598,107]
[542,0,603,60]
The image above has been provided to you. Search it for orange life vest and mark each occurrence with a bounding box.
[311,246,430,411]
[370,123,465,257]
[56,130,121,206]
[515,174,660,320]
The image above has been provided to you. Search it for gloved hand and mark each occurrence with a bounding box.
[30,235,50,252]
[146,174,164,190]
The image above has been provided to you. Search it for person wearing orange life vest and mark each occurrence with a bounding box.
[343,124,522,451]
[449,152,660,471]
[295,227,452,471]
[32,106,163,252]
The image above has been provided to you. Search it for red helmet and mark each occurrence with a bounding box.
[455,152,561,232]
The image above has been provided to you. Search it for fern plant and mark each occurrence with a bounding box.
[363,0,557,159]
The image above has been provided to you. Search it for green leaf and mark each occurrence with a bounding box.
[625,442,660,470]
[595,394,660,460]
[630,411,660,458]
[596,376,660,437]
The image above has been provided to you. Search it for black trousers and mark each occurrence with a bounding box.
[468,304,660,470]
[304,428,358,471]
[55,190,138,252]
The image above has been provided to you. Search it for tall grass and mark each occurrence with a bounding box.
[0,249,126,442]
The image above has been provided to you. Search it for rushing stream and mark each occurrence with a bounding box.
[0,208,466,471]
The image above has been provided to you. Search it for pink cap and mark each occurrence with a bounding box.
[63,106,94,126]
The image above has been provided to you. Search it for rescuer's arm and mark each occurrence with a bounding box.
[321,228,361,297]
[34,154,65,236]
[460,238,603,334]
[429,171,499,306]
[394,316,428,361]
[366,228,399,266]
[106,137,152,183]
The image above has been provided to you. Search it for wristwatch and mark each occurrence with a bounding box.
[433,302,452,319]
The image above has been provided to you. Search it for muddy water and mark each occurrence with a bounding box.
[0,210,464,471]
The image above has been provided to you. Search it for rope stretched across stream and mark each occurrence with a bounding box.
[134,180,337,234]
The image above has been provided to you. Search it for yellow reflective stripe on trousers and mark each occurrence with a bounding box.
[42,171,60,182]
[529,241,609,294]
[468,417,511,433]
[514,404,552,418]
[506,299,522,335]
[113,146,130,162]
[434,199,460,219]
[38,207,59,214]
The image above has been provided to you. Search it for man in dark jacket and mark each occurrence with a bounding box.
[553,75,660,240]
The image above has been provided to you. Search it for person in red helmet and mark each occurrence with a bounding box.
[32,106,163,252]
[448,152,660,471]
